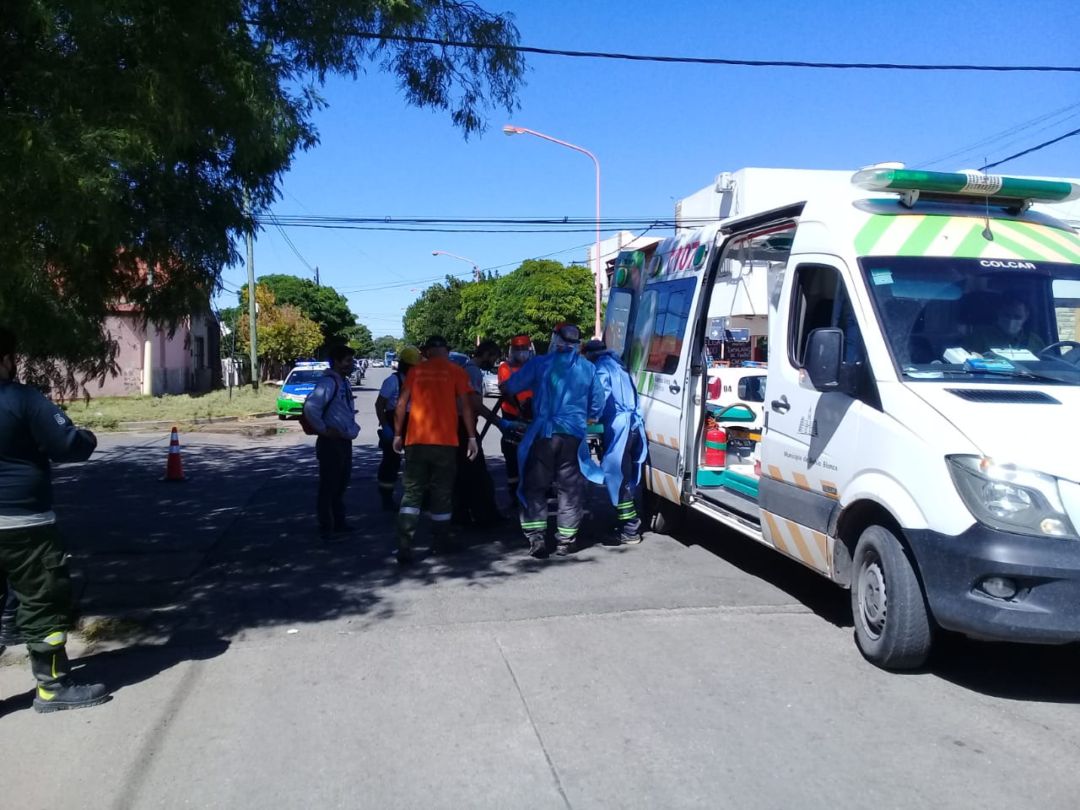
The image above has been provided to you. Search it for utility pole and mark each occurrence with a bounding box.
[141,266,154,396]
[244,188,259,390]
[314,265,320,287]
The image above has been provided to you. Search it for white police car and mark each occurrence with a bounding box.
[277,361,329,419]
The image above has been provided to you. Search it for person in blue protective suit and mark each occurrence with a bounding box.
[501,323,605,558]
[582,339,647,544]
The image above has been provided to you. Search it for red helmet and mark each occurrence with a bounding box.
[510,334,532,348]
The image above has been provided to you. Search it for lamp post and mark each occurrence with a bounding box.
[432,250,483,345]
[503,125,602,338]
[431,250,482,282]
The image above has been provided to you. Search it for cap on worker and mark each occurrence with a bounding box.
[422,335,449,350]
[399,346,421,366]
[583,338,606,357]
[510,334,532,348]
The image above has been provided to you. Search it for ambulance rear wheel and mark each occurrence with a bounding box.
[851,525,932,670]
[647,492,684,536]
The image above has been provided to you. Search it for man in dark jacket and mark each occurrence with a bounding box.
[0,327,107,712]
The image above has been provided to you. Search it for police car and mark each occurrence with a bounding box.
[276,361,329,419]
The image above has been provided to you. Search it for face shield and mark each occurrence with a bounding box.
[549,324,582,353]
[509,347,533,365]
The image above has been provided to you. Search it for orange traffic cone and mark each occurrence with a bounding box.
[162,426,186,482]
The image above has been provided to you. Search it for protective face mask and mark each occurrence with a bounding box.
[510,349,531,365]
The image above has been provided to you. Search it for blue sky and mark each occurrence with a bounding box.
[217,0,1080,337]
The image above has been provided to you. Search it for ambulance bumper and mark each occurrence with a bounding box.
[908,525,1080,644]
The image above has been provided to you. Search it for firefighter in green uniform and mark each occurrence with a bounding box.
[0,327,108,712]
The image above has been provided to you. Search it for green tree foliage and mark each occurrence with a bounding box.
[407,260,594,349]
[482,260,594,344]
[236,285,322,377]
[372,335,403,358]
[251,274,355,346]
[343,324,375,357]
[0,1,524,389]
[403,277,469,350]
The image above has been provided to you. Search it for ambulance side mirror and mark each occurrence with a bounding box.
[804,328,843,391]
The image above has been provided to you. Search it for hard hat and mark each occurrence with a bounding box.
[510,334,532,348]
[399,346,421,366]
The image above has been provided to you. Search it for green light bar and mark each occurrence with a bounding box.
[852,168,1080,203]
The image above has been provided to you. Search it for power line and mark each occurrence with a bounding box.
[355,32,1080,74]
[267,214,317,275]
[917,100,1080,169]
[980,125,1080,170]
[336,223,662,295]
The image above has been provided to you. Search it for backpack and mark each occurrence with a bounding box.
[298,378,338,436]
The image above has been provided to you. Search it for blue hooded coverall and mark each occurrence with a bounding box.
[502,349,604,548]
[581,350,647,536]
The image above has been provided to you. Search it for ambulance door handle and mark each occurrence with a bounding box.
[669,382,681,394]
[771,395,790,414]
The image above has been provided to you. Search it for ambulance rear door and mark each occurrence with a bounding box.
[633,234,714,504]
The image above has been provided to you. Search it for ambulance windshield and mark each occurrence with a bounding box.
[861,256,1080,384]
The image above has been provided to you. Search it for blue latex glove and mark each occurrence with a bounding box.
[499,418,514,433]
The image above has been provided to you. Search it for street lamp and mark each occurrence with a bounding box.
[503,124,602,338]
[432,250,482,282]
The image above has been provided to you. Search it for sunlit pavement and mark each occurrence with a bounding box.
[3,369,1080,809]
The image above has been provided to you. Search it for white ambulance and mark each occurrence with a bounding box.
[605,166,1080,669]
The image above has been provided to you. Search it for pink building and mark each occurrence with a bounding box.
[83,305,220,397]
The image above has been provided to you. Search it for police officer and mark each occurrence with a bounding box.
[374,346,420,511]
[582,339,647,544]
[497,335,534,502]
[303,344,361,539]
[502,324,605,558]
[0,327,108,712]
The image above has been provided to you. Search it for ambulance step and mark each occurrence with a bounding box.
[688,498,763,543]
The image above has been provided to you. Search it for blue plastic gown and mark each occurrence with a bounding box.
[502,350,605,506]
[581,351,647,506]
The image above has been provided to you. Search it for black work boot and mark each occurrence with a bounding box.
[30,645,109,713]
[526,533,549,559]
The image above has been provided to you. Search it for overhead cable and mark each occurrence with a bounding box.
[354,33,1080,74]
[980,125,1080,170]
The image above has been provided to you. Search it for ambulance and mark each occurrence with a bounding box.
[605,166,1080,669]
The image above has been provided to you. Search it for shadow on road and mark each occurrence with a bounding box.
[49,439,593,644]
[666,508,852,628]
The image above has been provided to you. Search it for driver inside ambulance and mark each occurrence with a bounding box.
[970,297,1044,357]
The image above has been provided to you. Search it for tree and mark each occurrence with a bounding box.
[343,323,374,357]
[256,274,356,346]
[403,277,470,350]
[236,284,321,378]
[462,260,594,346]
[1,1,524,389]
[372,335,403,358]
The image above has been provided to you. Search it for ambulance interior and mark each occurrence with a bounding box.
[691,225,794,511]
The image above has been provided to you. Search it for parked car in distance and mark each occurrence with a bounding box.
[482,371,501,398]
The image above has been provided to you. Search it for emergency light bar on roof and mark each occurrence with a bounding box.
[851,166,1080,212]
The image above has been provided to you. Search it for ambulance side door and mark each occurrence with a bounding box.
[760,256,876,575]
[634,273,707,503]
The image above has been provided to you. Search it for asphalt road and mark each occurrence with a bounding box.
[2,368,1079,809]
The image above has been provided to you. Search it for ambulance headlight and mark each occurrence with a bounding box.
[947,456,1078,540]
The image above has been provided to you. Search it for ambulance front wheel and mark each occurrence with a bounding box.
[851,525,933,670]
